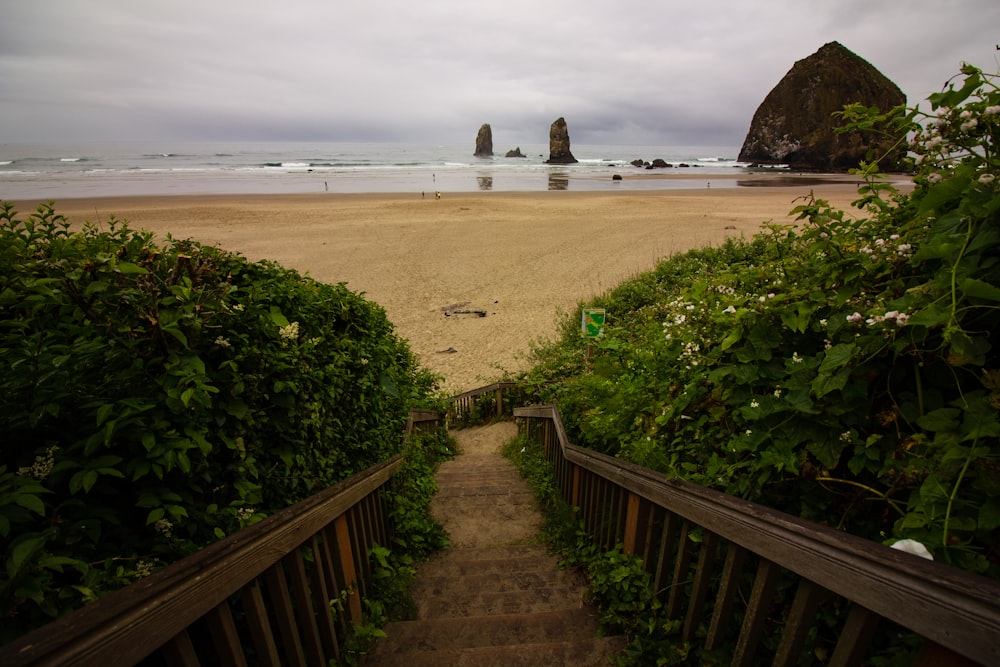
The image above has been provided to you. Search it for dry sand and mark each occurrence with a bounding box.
[12,180,874,393]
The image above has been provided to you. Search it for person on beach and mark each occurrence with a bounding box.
[436,191,441,200]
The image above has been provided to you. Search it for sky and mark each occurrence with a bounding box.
[2,1,999,148]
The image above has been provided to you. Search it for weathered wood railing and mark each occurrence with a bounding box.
[1,410,445,667]
[447,381,521,427]
[516,403,1000,667]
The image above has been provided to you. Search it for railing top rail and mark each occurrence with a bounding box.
[449,381,517,402]
[407,409,442,425]
[2,455,405,666]
[515,404,1000,666]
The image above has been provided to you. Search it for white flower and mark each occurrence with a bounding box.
[927,173,942,184]
[985,105,1000,116]
[890,539,933,560]
[745,429,753,437]
[979,173,996,185]
[961,118,978,132]
[774,389,782,398]
[279,321,300,342]
[840,431,852,442]
[750,400,760,408]
[18,446,58,480]
[847,312,864,323]
[214,336,232,348]
[155,518,174,538]
[792,351,804,363]
[723,305,737,314]
[134,559,155,578]
[819,319,828,327]
[895,312,910,327]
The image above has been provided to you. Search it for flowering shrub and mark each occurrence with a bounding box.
[525,63,1000,579]
[0,207,439,642]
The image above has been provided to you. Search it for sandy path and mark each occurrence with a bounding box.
[14,185,868,393]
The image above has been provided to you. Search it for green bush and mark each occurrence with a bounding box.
[523,63,1000,577]
[0,205,438,642]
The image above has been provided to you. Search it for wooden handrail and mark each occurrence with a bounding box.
[516,403,1000,667]
[1,407,448,666]
[447,381,519,426]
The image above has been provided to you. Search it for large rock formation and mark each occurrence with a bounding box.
[474,123,493,158]
[738,42,905,171]
[545,117,578,164]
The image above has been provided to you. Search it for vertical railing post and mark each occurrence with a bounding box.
[335,514,363,625]
[623,492,654,559]
[571,465,581,513]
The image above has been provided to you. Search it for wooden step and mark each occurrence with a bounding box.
[363,424,625,666]
[372,608,604,653]
[366,636,629,667]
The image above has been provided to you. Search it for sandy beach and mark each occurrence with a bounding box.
[11,179,874,393]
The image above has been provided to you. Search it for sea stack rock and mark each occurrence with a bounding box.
[545,117,578,164]
[505,147,526,158]
[474,123,493,158]
[737,41,905,171]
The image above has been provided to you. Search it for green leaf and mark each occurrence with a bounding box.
[719,326,742,351]
[917,407,961,433]
[978,499,1000,531]
[162,326,188,346]
[114,261,149,274]
[14,492,47,516]
[8,536,45,577]
[145,507,165,525]
[81,470,99,493]
[960,278,1000,302]
[819,343,856,373]
[268,307,290,328]
[807,439,843,469]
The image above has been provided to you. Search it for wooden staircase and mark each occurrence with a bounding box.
[364,422,626,666]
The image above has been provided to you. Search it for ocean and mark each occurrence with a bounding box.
[0,141,771,200]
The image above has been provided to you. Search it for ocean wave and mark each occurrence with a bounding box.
[262,162,313,168]
[60,157,82,162]
[0,160,12,166]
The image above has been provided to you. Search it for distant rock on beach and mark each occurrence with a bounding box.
[474,123,493,158]
[505,147,526,158]
[737,41,906,171]
[545,117,578,164]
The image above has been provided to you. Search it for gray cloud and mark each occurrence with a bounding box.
[2,1,998,146]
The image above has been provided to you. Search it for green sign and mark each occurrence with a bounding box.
[582,308,606,338]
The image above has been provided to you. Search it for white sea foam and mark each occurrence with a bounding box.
[0,141,772,198]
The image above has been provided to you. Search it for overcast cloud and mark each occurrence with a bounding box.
[2,1,998,147]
